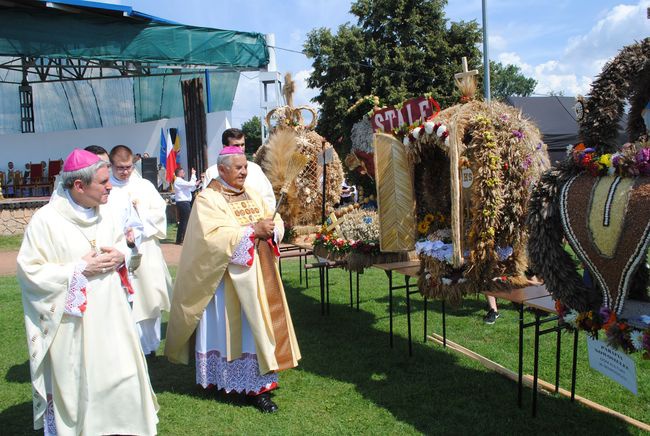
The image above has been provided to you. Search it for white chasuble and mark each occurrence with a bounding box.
[17,194,158,435]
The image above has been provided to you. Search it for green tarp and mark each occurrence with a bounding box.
[0,7,268,69]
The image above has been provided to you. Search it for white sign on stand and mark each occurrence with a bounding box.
[586,337,637,394]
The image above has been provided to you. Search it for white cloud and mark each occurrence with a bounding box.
[488,34,508,51]
[496,0,650,96]
[290,29,303,46]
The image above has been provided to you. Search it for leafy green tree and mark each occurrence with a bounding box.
[304,0,482,152]
[480,61,537,101]
[241,115,262,155]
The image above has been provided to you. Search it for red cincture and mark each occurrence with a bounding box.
[246,231,256,267]
[79,288,87,313]
[117,265,134,295]
[268,238,280,257]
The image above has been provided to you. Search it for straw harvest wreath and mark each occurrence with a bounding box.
[402,99,550,305]
[527,38,650,357]
[254,104,344,227]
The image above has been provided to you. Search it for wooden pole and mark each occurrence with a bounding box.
[448,119,463,268]
[182,78,208,175]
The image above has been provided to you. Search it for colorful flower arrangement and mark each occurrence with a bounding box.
[313,210,382,257]
[417,212,447,236]
[347,95,382,117]
[313,231,351,255]
[567,140,650,176]
[400,120,450,148]
[556,301,650,358]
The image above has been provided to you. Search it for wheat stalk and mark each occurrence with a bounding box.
[272,152,309,219]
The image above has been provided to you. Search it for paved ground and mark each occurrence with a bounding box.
[0,242,183,276]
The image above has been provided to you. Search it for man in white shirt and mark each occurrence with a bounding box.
[109,145,172,356]
[173,166,198,244]
[204,128,276,210]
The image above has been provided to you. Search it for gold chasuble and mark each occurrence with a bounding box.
[165,180,300,375]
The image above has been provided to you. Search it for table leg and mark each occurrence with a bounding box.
[518,303,524,408]
[571,329,578,402]
[319,265,325,315]
[349,268,353,308]
[388,271,393,348]
[356,272,360,311]
[423,297,428,343]
[406,276,412,356]
[442,299,447,348]
[299,250,303,285]
[555,328,562,393]
[326,266,330,315]
[532,312,541,417]
[305,256,309,288]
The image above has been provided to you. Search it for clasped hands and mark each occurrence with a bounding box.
[253,218,275,241]
[81,247,125,277]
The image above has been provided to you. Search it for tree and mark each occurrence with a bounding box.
[304,0,482,152]
[241,115,262,155]
[481,61,537,101]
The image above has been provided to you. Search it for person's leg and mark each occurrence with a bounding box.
[483,295,500,324]
[176,201,191,244]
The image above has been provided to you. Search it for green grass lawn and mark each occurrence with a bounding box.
[0,234,22,252]
[1,262,648,434]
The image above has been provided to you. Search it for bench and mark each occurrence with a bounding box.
[304,259,348,315]
[373,260,427,356]
[484,285,579,417]
[278,243,313,286]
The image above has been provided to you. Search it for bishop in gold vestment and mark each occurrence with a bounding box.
[165,146,300,412]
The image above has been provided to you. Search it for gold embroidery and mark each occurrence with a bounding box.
[228,200,263,225]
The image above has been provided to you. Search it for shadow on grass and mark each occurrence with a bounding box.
[5,360,30,384]
[147,269,634,434]
[0,401,35,434]
[281,278,631,434]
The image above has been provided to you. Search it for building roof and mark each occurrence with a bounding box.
[0,1,269,69]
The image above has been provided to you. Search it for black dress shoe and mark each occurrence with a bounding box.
[248,392,278,413]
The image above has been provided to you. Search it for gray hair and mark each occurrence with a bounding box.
[61,160,110,189]
[217,154,240,167]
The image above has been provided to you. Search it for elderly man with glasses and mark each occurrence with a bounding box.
[109,145,172,357]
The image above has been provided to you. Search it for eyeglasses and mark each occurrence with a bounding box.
[114,165,133,172]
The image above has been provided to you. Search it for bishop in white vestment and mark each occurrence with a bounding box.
[18,149,158,435]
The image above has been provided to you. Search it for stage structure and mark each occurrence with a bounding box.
[0,0,273,174]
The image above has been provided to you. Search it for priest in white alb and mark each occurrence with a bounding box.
[204,127,276,209]
[165,145,300,413]
[17,149,159,435]
[109,145,172,356]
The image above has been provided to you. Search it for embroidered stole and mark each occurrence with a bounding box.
[211,180,295,371]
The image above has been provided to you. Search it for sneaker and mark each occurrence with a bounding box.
[483,309,500,325]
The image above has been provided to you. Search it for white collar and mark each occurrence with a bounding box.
[110,173,129,187]
[63,189,96,220]
[217,177,245,194]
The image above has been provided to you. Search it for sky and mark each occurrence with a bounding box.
[101,0,650,125]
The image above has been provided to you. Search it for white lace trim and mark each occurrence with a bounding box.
[44,394,57,436]
[230,226,255,266]
[64,261,88,317]
[195,350,278,393]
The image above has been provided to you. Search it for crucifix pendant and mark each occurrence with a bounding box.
[89,240,100,254]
